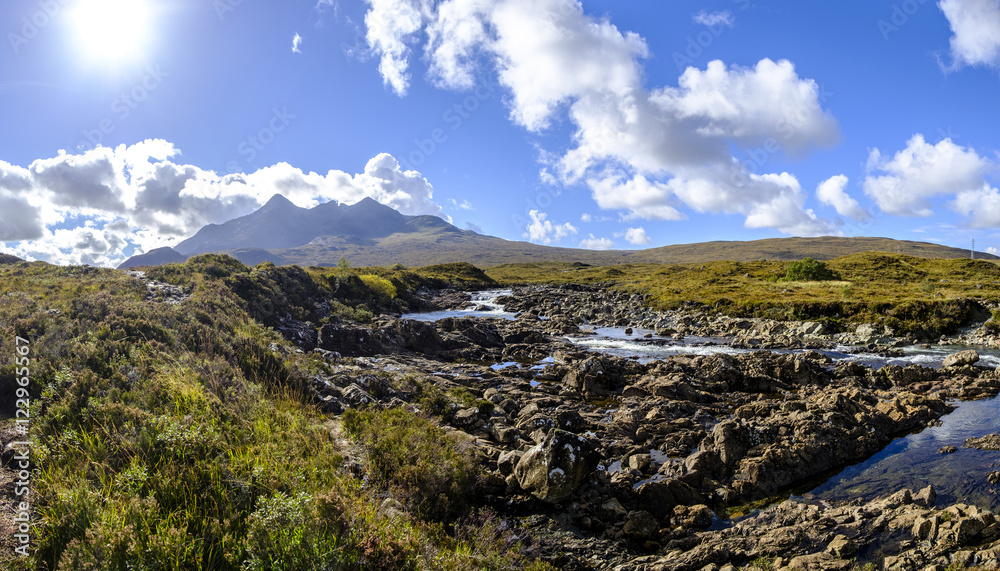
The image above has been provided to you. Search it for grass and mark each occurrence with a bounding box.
[0,257,551,570]
[486,253,1000,338]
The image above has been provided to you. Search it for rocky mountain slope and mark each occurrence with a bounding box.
[117,195,997,269]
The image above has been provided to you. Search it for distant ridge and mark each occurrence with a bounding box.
[118,247,188,270]
[118,195,999,269]
[0,253,23,265]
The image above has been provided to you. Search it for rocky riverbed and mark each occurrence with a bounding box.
[280,284,1000,570]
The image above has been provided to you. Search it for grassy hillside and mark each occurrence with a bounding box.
[0,257,543,571]
[256,235,995,269]
[488,253,1000,337]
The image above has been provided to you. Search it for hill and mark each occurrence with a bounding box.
[119,195,997,269]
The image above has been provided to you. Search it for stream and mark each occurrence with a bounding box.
[404,290,1000,512]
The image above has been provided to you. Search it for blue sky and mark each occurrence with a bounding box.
[2,0,1000,266]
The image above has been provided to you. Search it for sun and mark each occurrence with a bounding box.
[70,0,152,63]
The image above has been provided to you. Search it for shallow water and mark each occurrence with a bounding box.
[404,291,1000,511]
[810,395,1000,512]
[402,289,518,322]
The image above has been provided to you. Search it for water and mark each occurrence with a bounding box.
[567,327,750,363]
[404,290,1000,511]
[402,289,518,322]
[810,395,1000,512]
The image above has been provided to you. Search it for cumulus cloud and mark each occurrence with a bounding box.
[361,0,840,236]
[292,33,303,53]
[0,141,448,267]
[523,210,577,244]
[693,10,735,28]
[816,175,871,223]
[952,185,1000,227]
[579,234,614,250]
[863,134,988,217]
[364,0,430,95]
[939,0,1000,69]
[622,227,652,246]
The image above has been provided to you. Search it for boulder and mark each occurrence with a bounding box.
[944,349,980,368]
[513,429,598,503]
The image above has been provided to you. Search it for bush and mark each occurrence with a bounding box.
[359,274,397,300]
[784,257,837,281]
[342,408,477,521]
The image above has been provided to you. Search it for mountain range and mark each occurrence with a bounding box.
[118,195,997,269]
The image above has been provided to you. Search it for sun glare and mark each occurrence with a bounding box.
[71,0,152,63]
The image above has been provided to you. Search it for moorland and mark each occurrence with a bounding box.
[3,252,1000,570]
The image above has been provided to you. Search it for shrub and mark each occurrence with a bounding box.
[342,408,477,521]
[784,257,837,281]
[359,274,397,300]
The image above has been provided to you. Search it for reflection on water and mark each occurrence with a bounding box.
[404,291,1000,511]
[811,396,1000,512]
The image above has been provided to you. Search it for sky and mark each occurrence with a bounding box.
[1,0,1000,267]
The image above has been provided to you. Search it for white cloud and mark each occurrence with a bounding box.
[952,184,1000,227]
[361,1,840,236]
[523,209,577,244]
[863,134,988,217]
[0,141,449,267]
[579,234,614,250]
[364,0,430,95]
[580,213,592,222]
[693,10,735,28]
[622,227,652,245]
[465,221,483,233]
[588,174,685,221]
[939,0,1000,69]
[816,175,871,223]
[292,33,303,53]
[449,198,474,210]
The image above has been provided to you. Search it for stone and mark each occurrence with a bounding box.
[914,485,937,508]
[943,349,980,368]
[513,429,598,503]
[939,445,957,454]
[598,498,628,522]
[671,504,714,529]
[826,534,858,558]
[623,510,659,540]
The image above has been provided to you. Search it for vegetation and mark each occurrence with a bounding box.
[487,253,1000,338]
[782,257,837,282]
[0,257,547,571]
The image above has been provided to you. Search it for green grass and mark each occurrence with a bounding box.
[0,258,551,570]
[486,253,1000,338]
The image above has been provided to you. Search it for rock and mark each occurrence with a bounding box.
[964,433,1000,451]
[939,445,957,454]
[671,504,713,529]
[623,510,659,540]
[497,450,523,475]
[826,534,858,559]
[989,471,1000,485]
[513,429,598,503]
[636,478,703,520]
[914,485,937,508]
[943,349,980,368]
[598,498,628,522]
[452,407,480,427]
